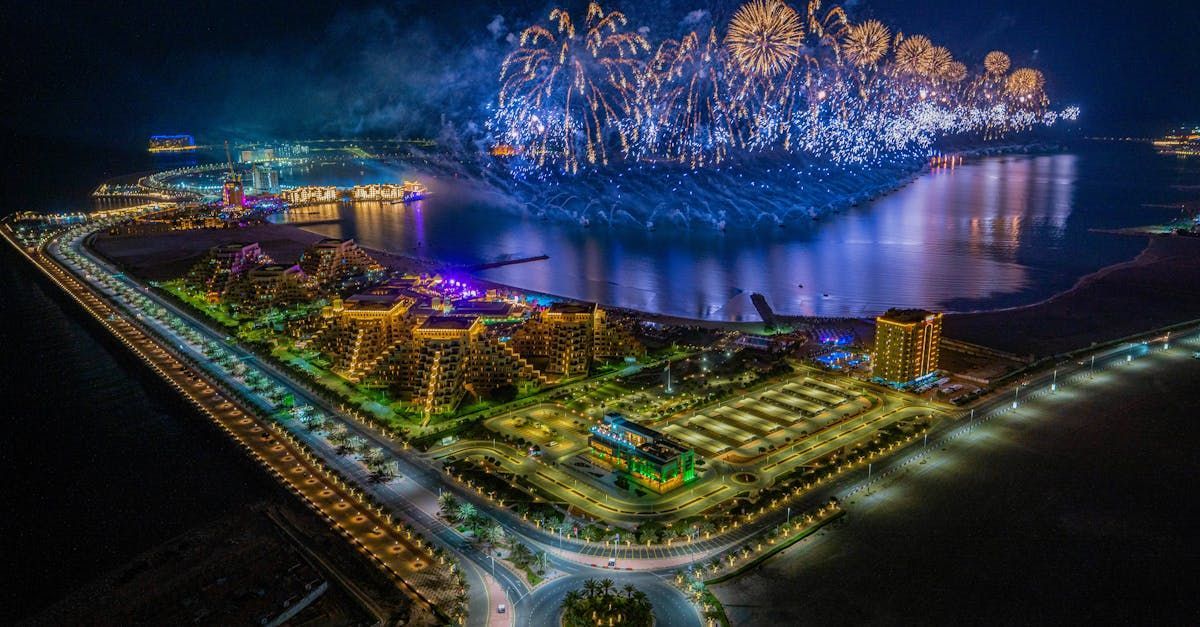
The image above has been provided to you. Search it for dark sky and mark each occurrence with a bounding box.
[2,0,1197,148]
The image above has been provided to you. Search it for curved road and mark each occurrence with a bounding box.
[29,213,1196,627]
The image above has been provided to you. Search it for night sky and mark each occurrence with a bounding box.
[2,0,1197,147]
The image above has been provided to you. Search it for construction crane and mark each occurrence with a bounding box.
[224,140,236,177]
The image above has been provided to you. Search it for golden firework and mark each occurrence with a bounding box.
[725,0,804,77]
[928,46,954,78]
[944,61,967,83]
[1006,68,1045,96]
[984,50,1011,75]
[842,20,890,67]
[894,34,934,76]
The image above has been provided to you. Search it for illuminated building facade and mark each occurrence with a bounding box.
[371,316,546,417]
[183,242,269,297]
[298,238,382,293]
[281,186,340,205]
[223,263,313,315]
[239,148,276,163]
[512,302,643,379]
[222,176,245,207]
[348,182,428,202]
[872,309,943,384]
[315,286,415,381]
[250,166,280,193]
[148,134,197,152]
[405,317,482,417]
[589,413,696,494]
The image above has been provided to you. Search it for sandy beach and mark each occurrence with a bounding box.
[712,341,1200,624]
[943,235,1200,358]
[94,221,1200,362]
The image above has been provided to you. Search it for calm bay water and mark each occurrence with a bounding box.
[283,142,1196,320]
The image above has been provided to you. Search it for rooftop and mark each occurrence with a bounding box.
[547,302,596,315]
[419,316,478,330]
[878,308,940,324]
[449,301,515,317]
[345,286,411,310]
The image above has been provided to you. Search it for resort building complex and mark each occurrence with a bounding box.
[183,242,270,298]
[181,244,643,417]
[512,302,644,379]
[872,308,943,384]
[298,238,383,293]
[223,263,313,315]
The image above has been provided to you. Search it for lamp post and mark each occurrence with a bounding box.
[1090,354,1095,378]
[1051,369,1057,393]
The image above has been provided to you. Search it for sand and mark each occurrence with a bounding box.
[712,341,1200,625]
[943,235,1200,358]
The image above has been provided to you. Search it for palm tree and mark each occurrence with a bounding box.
[437,492,460,516]
[599,578,615,597]
[466,512,488,537]
[561,589,584,618]
[483,520,505,550]
[583,579,601,599]
[455,501,476,524]
[533,550,549,573]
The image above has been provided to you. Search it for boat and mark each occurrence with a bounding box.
[400,180,429,202]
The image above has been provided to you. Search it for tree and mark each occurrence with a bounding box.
[533,550,549,574]
[455,502,476,524]
[438,492,460,516]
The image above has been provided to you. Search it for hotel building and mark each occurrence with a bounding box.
[872,308,943,384]
[280,186,340,205]
[223,263,313,315]
[314,285,415,381]
[298,238,382,293]
[512,302,643,379]
[183,242,269,298]
[373,316,546,418]
[588,413,696,494]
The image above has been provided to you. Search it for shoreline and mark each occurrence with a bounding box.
[95,209,1200,354]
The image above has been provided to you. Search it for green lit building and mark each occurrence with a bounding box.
[588,413,696,494]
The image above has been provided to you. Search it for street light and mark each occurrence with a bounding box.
[1051,369,1057,393]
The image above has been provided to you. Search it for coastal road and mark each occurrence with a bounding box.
[25,213,1199,627]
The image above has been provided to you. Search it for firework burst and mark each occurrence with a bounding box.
[492,2,1073,172]
[984,50,1011,75]
[725,0,804,77]
[639,29,740,167]
[842,20,890,68]
[893,34,935,76]
[497,2,649,172]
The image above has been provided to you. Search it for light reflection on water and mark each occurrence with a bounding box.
[280,145,1191,320]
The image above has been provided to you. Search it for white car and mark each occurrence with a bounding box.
[497,604,506,614]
